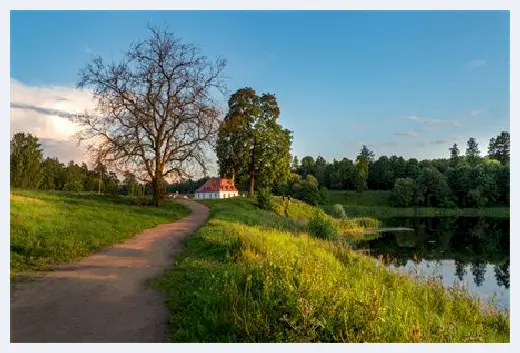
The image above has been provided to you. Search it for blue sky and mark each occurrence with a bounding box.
[10,10,510,167]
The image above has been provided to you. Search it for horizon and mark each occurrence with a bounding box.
[10,10,510,176]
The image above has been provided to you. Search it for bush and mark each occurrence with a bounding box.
[257,187,275,211]
[132,196,152,206]
[319,186,329,204]
[63,181,83,193]
[327,204,347,219]
[308,211,337,239]
[305,174,318,186]
[291,181,322,206]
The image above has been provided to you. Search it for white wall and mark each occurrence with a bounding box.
[219,191,238,199]
[194,191,238,199]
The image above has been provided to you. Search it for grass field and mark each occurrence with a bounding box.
[10,189,190,275]
[155,197,509,343]
[327,190,510,218]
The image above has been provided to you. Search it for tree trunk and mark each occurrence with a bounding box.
[248,172,255,198]
[152,177,160,207]
[248,143,255,198]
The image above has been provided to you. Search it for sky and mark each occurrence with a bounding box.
[10,10,510,175]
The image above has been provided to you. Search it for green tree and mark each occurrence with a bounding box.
[360,145,375,164]
[105,171,120,196]
[446,165,472,207]
[465,137,481,165]
[40,157,63,190]
[291,156,300,173]
[314,156,327,186]
[291,180,322,206]
[405,158,420,180]
[64,161,85,193]
[488,131,510,165]
[415,167,450,207]
[216,87,292,197]
[10,132,43,189]
[369,156,393,189]
[123,171,139,196]
[449,143,460,167]
[389,155,407,180]
[300,156,315,178]
[392,178,416,207]
[354,155,368,203]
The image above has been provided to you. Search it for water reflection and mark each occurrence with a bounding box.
[353,217,510,309]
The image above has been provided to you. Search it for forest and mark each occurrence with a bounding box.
[288,132,510,208]
[11,130,509,211]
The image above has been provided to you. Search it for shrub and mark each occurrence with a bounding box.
[132,196,152,206]
[63,181,83,193]
[291,181,322,206]
[308,211,336,239]
[305,174,318,186]
[257,187,275,211]
[319,186,329,204]
[327,204,347,219]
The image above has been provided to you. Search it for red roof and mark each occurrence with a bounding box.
[195,178,238,192]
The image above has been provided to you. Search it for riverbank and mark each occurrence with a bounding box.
[326,190,509,218]
[155,197,509,342]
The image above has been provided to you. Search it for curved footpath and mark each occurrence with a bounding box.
[10,199,209,343]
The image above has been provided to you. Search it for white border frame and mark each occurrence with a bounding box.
[3,1,517,352]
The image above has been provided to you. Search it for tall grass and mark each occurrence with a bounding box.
[156,198,509,342]
[10,189,190,275]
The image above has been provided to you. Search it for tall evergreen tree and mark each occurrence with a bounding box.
[449,143,460,166]
[465,137,480,165]
[360,145,375,164]
[10,133,43,189]
[488,131,510,165]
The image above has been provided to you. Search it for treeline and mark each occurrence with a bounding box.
[291,132,509,208]
[166,131,510,209]
[10,132,148,196]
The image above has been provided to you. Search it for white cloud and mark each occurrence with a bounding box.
[393,127,432,137]
[429,135,465,145]
[404,115,461,127]
[10,78,94,164]
[467,109,484,117]
[467,59,486,69]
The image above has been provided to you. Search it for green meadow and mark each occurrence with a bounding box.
[155,197,509,343]
[10,189,190,275]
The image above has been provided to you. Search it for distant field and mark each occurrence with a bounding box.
[326,190,510,218]
[10,190,190,275]
[328,190,392,207]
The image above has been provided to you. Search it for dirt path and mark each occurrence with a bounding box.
[10,199,209,343]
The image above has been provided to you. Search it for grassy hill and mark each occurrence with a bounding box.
[10,189,190,276]
[155,197,509,343]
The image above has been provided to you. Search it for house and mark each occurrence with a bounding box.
[194,177,239,199]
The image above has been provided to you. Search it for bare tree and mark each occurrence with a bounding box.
[75,25,227,206]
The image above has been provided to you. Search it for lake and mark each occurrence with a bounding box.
[352,217,510,311]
